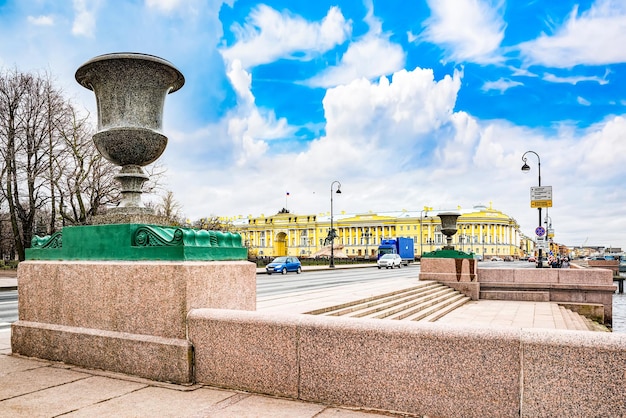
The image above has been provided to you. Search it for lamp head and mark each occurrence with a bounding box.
[336,187,342,194]
[521,163,531,172]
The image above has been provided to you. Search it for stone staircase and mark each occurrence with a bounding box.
[304,280,470,322]
[557,305,609,332]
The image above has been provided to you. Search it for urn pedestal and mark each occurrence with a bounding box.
[75,53,185,214]
[13,53,253,384]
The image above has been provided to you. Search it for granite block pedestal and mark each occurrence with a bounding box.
[12,260,255,384]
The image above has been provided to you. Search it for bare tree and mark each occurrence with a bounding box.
[155,190,183,225]
[0,70,60,260]
[191,216,233,232]
[51,105,119,226]
[0,69,170,260]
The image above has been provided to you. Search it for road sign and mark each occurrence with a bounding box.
[536,236,549,251]
[535,226,546,237]
[530,186,553,208]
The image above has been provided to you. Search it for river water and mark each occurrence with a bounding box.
[613,292,626,333]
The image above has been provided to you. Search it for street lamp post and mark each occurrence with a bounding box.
[364,227,372,259]
[419,206,432,258]
[329,180,342,268]
[521,150,543,268]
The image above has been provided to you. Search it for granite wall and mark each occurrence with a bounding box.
[12,260,256,384]
[188,308,626,418]
[478,267,616,324]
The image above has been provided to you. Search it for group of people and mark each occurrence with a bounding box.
[547,256,569,268]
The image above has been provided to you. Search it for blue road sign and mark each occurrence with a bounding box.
[535,226,546,237]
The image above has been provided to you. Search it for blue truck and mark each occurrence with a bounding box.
[377,237,415,266]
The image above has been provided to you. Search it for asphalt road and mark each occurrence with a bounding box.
[0,290,17,330]
[258,264,420,297]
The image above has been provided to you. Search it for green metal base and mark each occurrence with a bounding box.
[421,249,474,259]
[27,224,247,261]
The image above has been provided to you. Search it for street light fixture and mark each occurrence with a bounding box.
[364,227,372,259]
[521,150,543,268]
[419,206,432,258]
[329,180,342,268]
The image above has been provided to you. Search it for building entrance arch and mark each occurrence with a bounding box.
[274,232,287,256]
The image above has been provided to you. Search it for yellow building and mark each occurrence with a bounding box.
[233,203,524,260]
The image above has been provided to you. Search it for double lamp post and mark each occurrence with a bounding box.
[521,150,548,268]
[329,180,342,268]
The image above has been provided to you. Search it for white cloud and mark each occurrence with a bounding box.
[322,67,462,144]
[519,0,626,67]
[304,35,405,88]
[542,72,609,85]
[145,0,184,13]
[422,0,506,64]
[72,0,96,37]
[27,15,54,26]
[481,78,523,93]
[224,58,295,166]
[220,5,351,69]
[304,3,405,88]
[577,96,591,106]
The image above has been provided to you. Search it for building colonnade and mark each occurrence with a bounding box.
[232,204,527,260]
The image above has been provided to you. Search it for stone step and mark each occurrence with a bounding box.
[353,287,457,319]
[305,282,440,316]
[559,306,590,331]
[376,289,466,321]
[479,290,550,302]
[406,294,470,322]
[551,304,568,329]
[305,281,470,322]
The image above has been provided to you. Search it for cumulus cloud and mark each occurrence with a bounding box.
[305,2,405,88]
[519,0,626,67]
[220,5,351,69]
[422,0,506,64]
[305,36,405,88]
[578,116,626,174]
[224,58,295,166]
[322,67,461,142]
[72,0,96,37]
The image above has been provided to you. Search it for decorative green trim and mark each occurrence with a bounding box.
[421,249,474,259]
[31,231,63,249]
[26,224,247,261]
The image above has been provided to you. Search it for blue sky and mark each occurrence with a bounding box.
[1,0,626,249]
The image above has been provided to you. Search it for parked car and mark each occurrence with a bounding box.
[377,253,402,269]
[491,257,503,262]
[266,256,302,275]
[474,254,483,261]
[528,256,536,262]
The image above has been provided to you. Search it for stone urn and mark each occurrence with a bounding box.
[75,53,185,214]
[438,212,460,250]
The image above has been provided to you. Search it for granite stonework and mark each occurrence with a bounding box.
[479,268,616,324]
[12,260,255,383]
[189,310,300,398]
[188,309,626,418]
[419,257,479,300]
[75,53,185,213]
[521,329,626,417]
[588,258,619,275]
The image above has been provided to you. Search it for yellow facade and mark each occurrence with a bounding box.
[233,204,524,260]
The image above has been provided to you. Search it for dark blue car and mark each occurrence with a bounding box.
[266,256,302,275]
